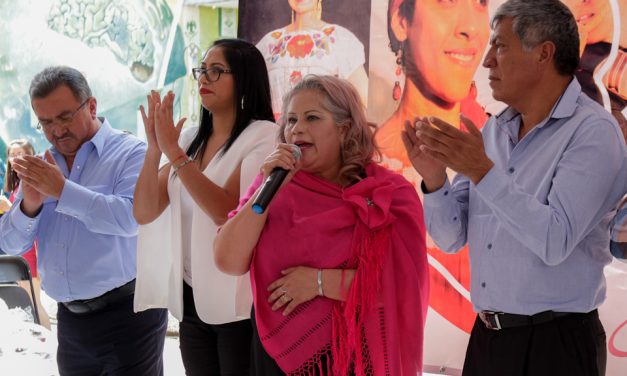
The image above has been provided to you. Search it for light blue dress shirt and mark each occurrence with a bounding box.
[610,197,627,259]
[0,118,146,302]
[424,79,627,315]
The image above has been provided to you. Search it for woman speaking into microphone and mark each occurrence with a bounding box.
[214,75,429,375]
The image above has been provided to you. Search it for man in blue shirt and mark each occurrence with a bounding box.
[0,66,167,375]
[402,0,627,375]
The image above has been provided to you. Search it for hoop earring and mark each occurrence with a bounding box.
[291,10,295,24]
[241,96,245,110]
[316,0,322,20]
[392,46,403,101]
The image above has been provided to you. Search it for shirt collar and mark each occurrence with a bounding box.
[495,77,581,129]
[89,117,111,157]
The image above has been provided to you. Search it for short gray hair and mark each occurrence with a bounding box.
[492,0,579,75]
[29,66,92,101]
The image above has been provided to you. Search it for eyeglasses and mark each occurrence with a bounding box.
[36,98,90,131]
[191,67,232,82]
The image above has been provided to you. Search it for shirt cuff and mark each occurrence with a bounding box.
[12,200,40,234]
[56,180,93,219]
[422,178,452,209]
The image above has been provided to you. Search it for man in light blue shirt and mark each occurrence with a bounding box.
[0,66,167,375]
[401,1,627,375]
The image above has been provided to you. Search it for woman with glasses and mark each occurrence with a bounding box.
[133,38,277,375]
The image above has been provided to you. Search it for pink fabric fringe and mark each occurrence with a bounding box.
[333,226,390,376]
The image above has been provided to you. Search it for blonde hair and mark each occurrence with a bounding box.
[4,139,36,194]
[278,75,380,186]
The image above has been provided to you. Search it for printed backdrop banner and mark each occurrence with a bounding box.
[240,0,627,374]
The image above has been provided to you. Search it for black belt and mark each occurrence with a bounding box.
[62,279,136,315]
[478,309,595,330]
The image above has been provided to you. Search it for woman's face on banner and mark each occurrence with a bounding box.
[561,0,612,45]
[288,0,318,14]
[405,0,489,103]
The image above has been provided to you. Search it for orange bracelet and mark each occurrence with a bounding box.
[170,154,188,166]
[172,157,193,173]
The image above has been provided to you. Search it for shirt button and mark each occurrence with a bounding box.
[76,165,80,169]
[487,243,492,250]
[508,167,515,174]
[444,191,449,196]
[481,282,486,288]
[453,216,458,221]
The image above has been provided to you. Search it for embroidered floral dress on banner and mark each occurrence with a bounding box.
[257,24,365,115]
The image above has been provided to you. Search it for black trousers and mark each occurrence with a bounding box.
[250,306,285,376]
[180,282,252,376]
[57,293,168,376]
[462,310,607,376]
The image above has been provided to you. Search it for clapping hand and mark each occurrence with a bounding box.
[404,115,493,186]
[139,90,187,161]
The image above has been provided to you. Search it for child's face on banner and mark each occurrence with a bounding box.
[405,0,489,103]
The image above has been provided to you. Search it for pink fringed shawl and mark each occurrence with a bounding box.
[241,163,428,375]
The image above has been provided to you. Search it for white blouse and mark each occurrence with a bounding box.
[134,120,277,324]
[256,24,365,114]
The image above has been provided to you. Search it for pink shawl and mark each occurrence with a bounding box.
[238,163,428,375]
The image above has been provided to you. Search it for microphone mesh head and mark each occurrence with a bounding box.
[289,144,302,160]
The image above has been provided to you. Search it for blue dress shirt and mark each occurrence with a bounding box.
[424,79,627,315]
[610,198,627,259]
[0,118,146,302]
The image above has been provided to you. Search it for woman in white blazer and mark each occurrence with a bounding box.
[132,39,277,375]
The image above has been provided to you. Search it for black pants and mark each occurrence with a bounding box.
[57,293,167,376]
[180,282,252,376]
[462,310,606,376]
[250,306,285,376]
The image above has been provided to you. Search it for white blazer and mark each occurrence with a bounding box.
[134,120,277,324]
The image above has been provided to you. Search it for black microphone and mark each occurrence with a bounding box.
[251,145,301,214]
